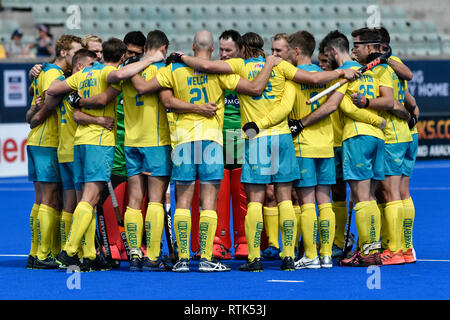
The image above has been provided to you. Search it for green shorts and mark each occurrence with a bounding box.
[342,135,385,181]
[27,146,60,183]
[384,141,410,176]
[294,157,336,188]
[74,145,115,184]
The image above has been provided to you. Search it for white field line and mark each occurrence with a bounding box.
[267,280,305,283]
[0,187,34,191]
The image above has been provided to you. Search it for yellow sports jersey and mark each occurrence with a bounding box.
[55,76,77,163]
[156,62,240,147]
[27,63,63,148]
[121,61,170,147]
[65,62,119,147]
[225,57,298,138]
[390,55,418,135]
[373,64,412,144]
[336,61,385,142]
[330,110,343,148]
[289,64,333,158]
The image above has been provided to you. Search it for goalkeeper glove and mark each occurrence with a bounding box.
[288,119,304,138]
[67,91,81,109]
[242,122,260,139]
[352,92,370,108]
[165,52,184,65]
[123,55,140,66]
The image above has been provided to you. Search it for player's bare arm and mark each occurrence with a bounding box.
[107,50,165,84]
[292,68,361,86]
[234,56,282,96]
[130,74,163,95]
[73,108,114,131]
[388,58,413,81]
[181,55,233,74]
[158,89,217,118]
[78,86,121,109]
[352,85,394,111]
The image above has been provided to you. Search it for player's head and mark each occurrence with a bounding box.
[193,30,215,56]
[81,35,103,62]
[318,36,331,71]
[54,34,83,70]
[322,30,350,70]
[351,27,382,64]
[219,29,242,60]
[241,32,265,59]
[102,37,127,64]
[71,49,97,73]
[285,30,315,65]
[145,30,169,57]
[123,31,146,59]
[271,33,289,60]
[376,27,391,54]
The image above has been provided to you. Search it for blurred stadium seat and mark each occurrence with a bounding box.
[0,0,449,57]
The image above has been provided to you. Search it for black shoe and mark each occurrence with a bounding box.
[142,257,171,271]
[238,258,263,272]
[34,254,59,269]
[56,250,81,269]
[129,255,142,272]
[26,255,35,269]
[81,255,111,272]
[280,256,295,271]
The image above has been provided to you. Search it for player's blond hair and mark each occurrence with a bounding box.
[54,34,82,58]
[272,33,289,42]
[81,35,102,48]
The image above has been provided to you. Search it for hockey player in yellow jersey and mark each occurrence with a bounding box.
[26,35,83,269]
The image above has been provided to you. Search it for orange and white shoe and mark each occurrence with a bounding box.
[403,248,416,264]
[380,249,405,266]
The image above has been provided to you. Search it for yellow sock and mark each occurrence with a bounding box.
[145,202,165,261]
[65,201,94,257]
[29,204,40,257]
[332,201,347,249]
[402,197,415,251]
[354,201,380,254]
[199,210,218,260]
[60,211,73,251]
[263,206,279,249]
[124,206,143,255]
[245,202,264,262]
[293,205,302,249]
[82,212,97,260]
[384,200,403,253]
[318,203,335,257]
[278,200,296,259]
[174,208,191,260]
[300,203,318,259]
[37,204,57,260]
[51,210,62,256]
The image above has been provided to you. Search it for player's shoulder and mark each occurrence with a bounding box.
[338,60,361,70]
[297,63,322,72]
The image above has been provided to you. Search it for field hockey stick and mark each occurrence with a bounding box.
[107,180,130,259]
[342,194,354,259]
[163,185,177,263]
[96,204,120,268]
[307,45,392,105]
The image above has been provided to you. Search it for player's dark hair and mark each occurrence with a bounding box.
[102,37,127,63]
[376,27,390,45]
[287,30,316,57]
[146,30,169,51]
[123,31,146,47]
[323,30,350,53]
[72,48,97,67]
[219,29,242,48]
[241,32,265,59]
[351,27,381,49]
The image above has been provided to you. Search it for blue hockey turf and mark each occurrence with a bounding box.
[0,160,449,300]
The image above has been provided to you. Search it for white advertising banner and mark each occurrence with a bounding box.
[0,123,29,177]
[3,70,27,107]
